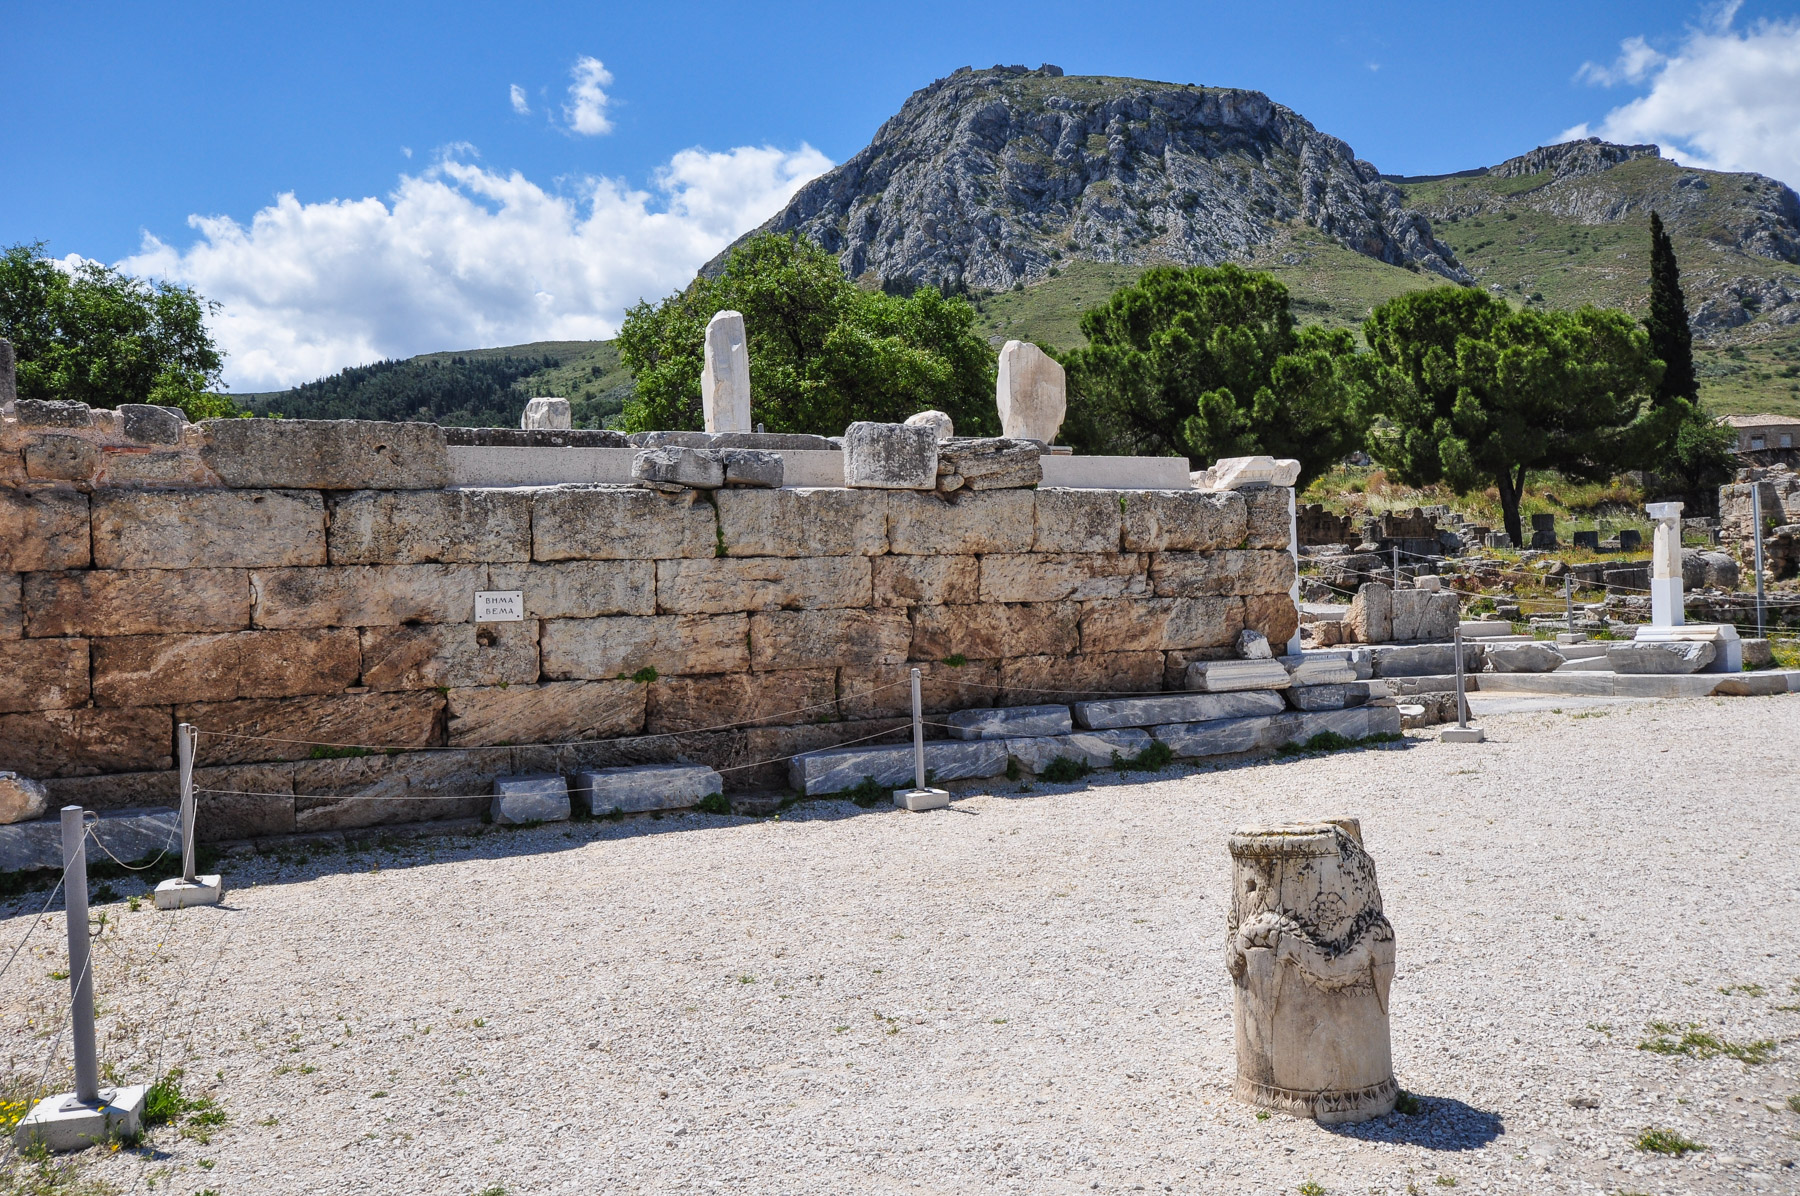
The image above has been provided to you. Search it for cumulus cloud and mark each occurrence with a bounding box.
[121,144,832,390]
[564,57,614,136]
[1563,3,1800,188]
[509,84,530,116]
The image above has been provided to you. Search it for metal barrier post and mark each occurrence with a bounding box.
[61,807,100,1105]
[910,667,926,792]
[178,723,197,883]
[1753,486,1767,639]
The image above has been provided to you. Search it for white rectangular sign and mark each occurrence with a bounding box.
[474,590,525,623]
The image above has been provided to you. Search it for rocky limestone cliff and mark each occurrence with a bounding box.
[1486,137,1662,183]
[713,65,1469,293]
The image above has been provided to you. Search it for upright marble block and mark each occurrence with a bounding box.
[1227,818,1397,1124]
[490,774,571,824]
[521,397,572,430]
[703,310,752,433]
[995,340,1066,443]
[843,422,938,489]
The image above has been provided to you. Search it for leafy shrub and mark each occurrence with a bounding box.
[1039,755,1093,783]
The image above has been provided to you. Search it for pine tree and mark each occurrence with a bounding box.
[1645,211,1697,403]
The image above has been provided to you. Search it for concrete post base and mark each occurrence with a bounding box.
[1439,727,1486,743]
[892,788,950,812]
[12,1085,147,1151]
[153,875,223,910]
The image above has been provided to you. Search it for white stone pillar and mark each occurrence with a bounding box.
[1646,500,1685,627]
[520,397,572,430]
[995,340,1066,443]
[702,311,752,433]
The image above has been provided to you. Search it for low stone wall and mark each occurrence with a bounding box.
[1,412,1298,843]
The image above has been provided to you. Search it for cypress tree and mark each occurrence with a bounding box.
[1645,211,1697,403]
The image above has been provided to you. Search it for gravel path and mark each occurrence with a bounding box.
[4,694,1798,1196]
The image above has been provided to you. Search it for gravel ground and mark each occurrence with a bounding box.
[3,694,1798,1196]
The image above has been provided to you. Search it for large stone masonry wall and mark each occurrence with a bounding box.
[1,414,1296,843]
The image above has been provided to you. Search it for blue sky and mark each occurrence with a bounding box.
[5,0,1798,388]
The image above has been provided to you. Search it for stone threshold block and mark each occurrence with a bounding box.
[1368,642,1485,678]
[0,807,178,874]
[1186,658,1290,693]
[153,875,224,910]
[1074,690,1285,730]
[1005,729,1153,773]
[1285,683,1367,712]
[490,774,570,825]
[789,739,1007,796]
[1628,623,1742,673]
[13,1085,148,1151]
[572,764,723,815]
[944,704,1072,740]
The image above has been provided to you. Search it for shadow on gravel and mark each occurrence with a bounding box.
[1324,1095,1504,1151]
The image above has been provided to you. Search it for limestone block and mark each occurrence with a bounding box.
[944,704,1072,740]
[0,486,90,570]
[978,553,1148,603]
[94,488,325,569]
[1005,729,1152,772]
[0,808,177,874]
[540,614,748,680]
[935,437,1042,492]
[24,434,100,481]
[1121,490,1248,552]
[788,738,1007,795]
[702,310,752,433]
[903,409,953,441]
[999,650,1164,704]
[447,679,645,747]
[1281,653,1358,687]
[844,421,938,489]
[1345,583,1392,644]
[655,557,871,614]
[180,692,442,766]
[532,485,716,562]
[486,561,656,618]
[1227,820,1396,1123]
[290,748,493,830]
[200,418,450,489]
[1742,638,1774,669]
[716,487,888,557]
[360,622,539,691]
[1485,642,1565,673]
[633,446,726,489]
[1244,594,1299,652]
[0,707,169,779]
[1074,690,1286,730]
[646,669,836,733]
[0,639,89,712]
[491,774,571,824]
[94,629,360,706]
[721,449,782,488]
[1034,489,1122,553]
[1152,715,1271,758]
[43,769,180,814]
[521,397,572,430]
[194,765,296,840]
[14,400,92,427]
[1369,642,1485,678]
[1606,640,1715,674]
[837,660,999,720]
[247,564,482,629]
[911,601,1080,661]
[751,608,912,670]
[1238,629,1272,659]
[95,448,210,487]
[1151,550,1295,597]
[1186,659,1290,693]
[1284,684,1366,712]
[1194,456,1301,490]
[1242,487,1294,550]
[24,568,250,637]
[117,404,187,444]
[575,763,723,814]
[1079,597,1245,653]
[0,573,18,640]
[995,340,1066,442]
[872,555,979,606]
[0,771,49,824]
[1389,589,1431,643]
[331,488,530,565]
[887,489,1035,555]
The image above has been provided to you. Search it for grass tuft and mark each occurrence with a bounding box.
[1039,755,1094,783]
[1634,1127,1706,1155]
[1637,1022,1776,1064]
[844,776,888,808]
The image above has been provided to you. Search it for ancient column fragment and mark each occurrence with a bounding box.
[1226,818,1397,1124]
[702,310,752,433]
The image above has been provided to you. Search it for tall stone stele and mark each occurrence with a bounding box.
[1226,818,1397,1124]
[995,340,1065,443]
[703,310,752,433]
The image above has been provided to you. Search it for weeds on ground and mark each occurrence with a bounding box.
[1275,731,1402,758]
[844,777,887,808]
[1718,983,1767,997]
[1039,755,1093,783]
[1110,741,1174,772]
[695,793,730,816]
[1634,1127,1706,1155]
[0,1139,120,1196]
[143,1068,226,1143]
[1298,1182,1326,1196]
[1434,1176,1457,1188]
[1394,1090,1424,1115]
[1637,1022,1776,1064]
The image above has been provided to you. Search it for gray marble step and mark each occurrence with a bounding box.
[0,808,179,875]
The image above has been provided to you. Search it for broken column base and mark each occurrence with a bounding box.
[892,787,950,812]
[12,1085,147,1151]
[1438,727,1486,743]
[152,875,223,909]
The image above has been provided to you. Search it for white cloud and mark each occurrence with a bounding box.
[1564,4,1800,188]
[120,144,832,390]
[509,84,530,116]
[564,57,614,136]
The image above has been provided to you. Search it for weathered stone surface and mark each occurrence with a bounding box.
[872,555,979,606]
[94,629,360,706]
[532,486,717,562]
[1241,486,1294,550]
[491,774,570,824]
[540,614,748,680]
[1121,490,1247,552]
[1281,653,1360,687]
[1,487,88,571]
[360,622,539,691]
[181,692,443,765]
[1034,489,1122,552]
[0,807,179,874]
[1005,729,1153,772]
[1484,642,1565,673]
[1369,642,1485,678]
[716,487,887,557]
[290,748,494,830]
[633,446,726,489]
[247,564,484,628]
[1345,583,1392,644]
[0,771,49,824]
[1151,550,1294,597]
[1606,640,1715,674]
[24,568,249,637]
[15,399,92,427]
[647,669,837,733]
[486,561,656,618]
[1152,715,1271,757]
[844,421,938,489]
[521,396,572,430]
[96,448,208,486]
[200,418,450,489]
[903,409,953,440]
[945,704,1072,740]
[0,707,170,778]
[1075,690,1285,729]
[447,679,645,747]
[1284,684,1365,712]
[0,573,17,641]
[332,488,532,565]
[935,437,1042,492]
[0,639,89,712]
[24,434,100,481]
[574,763,723,814]
[1389,589,1460,643]
[1243,594,1299,651]
[721,449,782,488]
[752,608,912,670]
[996,340,1067,442]
[1742,637,1775,669]
[448,428,629,451]
[1237,628,1273,659]
[194,764,297,840]
[118,404,187,444]
[1080,597,1245,652]
[1186,658,1290,692]
[888,489,1035,554]
[912,601,1080,660]
[655,556,871,614]
[94,488,325,569]
[998,650,1164,704]
[838,659,1000,719]
[1228,819,1396,1124]
[702,310,752,433]
[979,553,1148,603]
[1195,456,1301,491]
[44,769,180,814]
[788,738,1007,795]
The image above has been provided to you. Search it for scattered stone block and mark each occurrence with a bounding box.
[1390,589,1460,643]
[1485,642,1565,673]
[1345,583,1392,644]
[1368,642,1485,678]
[0,807,178,873]
[716,487,888,557]
[721,449,782,488]
[573,764,723,814]
[1120,490,1247,552]
[200,419,449,489]
[490,774,571,824]
[1572,530,1600,551]
[110,402,186,445]
[1074,690,1285,730]
[521,397,572,430]
[0,486,90,571]
[843,421,938,489]
[93,488,326,569]
[944,704,1072,740]
[903,410,953,441]
[995,340,1067,442]
[788,739,1008,796]
[1605,640,1715,674]
[632,446,726,489]
[153,874,223,909]
[0,771,49,825]
[1617,529,1642,552]
[702,311,752,433]
[934,437,1042,492]
[1459,620,1515,638]
[1284,684,1366,712]
[1185,659,1290,692]
[1004,729,1152,772]
[1281,653,1358,687]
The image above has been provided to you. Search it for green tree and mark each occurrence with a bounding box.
[1056,264,1367,484]
[0,241,237,420]
[1363,287,1663,547]
[1643,212,1733,508]
[617,234,995,436]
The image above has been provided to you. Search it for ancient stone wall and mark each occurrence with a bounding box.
[1,412,1298,843]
